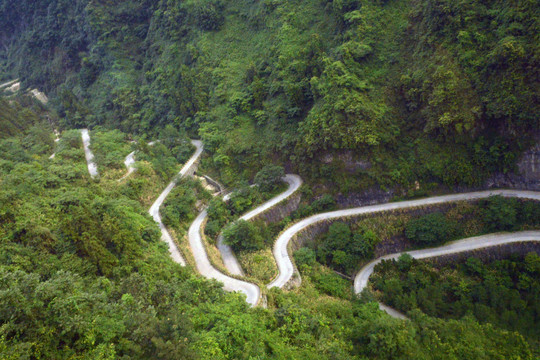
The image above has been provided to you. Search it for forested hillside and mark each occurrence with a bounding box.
[0,125,537,360]
[1,1,539,358]
[1,0,537,190]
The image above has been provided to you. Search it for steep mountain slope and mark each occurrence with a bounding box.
[1,0,537,189]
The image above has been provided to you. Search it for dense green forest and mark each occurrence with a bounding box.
[300,197,540,276]
[1,0,538,189]
[371,253,540,350]
[1,0,539,358]
[0,125,537,359]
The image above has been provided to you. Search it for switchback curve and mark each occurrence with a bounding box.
[149,140,204,267]
[188,209,261,306]
[217,174,303,275]
[354,231,540,319]
[268,190,540,289]
[81,129,99,179]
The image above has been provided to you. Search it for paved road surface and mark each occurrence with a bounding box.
[149,140,204,267]
[49,130,60,159]
[217,174,303,275]
[268,190,540,289]
[188,209,261,306]
[354,231,540,318]
[0,79,18,89]
[81,129,99,178]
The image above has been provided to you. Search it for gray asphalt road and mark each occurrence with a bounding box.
[217,174,303,276]
[149,140,204,267]
[49,130,60,159]
[81,129,99,179]
[0,79,18,89]
[119,140,158,181]
[354,231,540,318]
[188,209,261,306]
[268,190,540,289]
[118,151,136,181]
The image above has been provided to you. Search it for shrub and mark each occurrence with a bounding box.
[518,201,540,227]
[481,196,518,232]
[223,220,264,252]
[294,247,317,271]
[396,253,413,272]
[405,212,455,245]
[312,271,350,299]
[317,222,380,274]
[161,185,196,228]
[254,164,285,192]
[311,194,336,212]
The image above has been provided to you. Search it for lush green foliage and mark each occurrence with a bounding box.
[2,0,537,189]
[90,127,133,171]
[161,182,197,229]
[1,0,539,358]
[222,219,264,252]
[314,222,380,274]
[0,122,537,358]
[405,212,457,245]
[372,253,540,350]
[254,164,284,192]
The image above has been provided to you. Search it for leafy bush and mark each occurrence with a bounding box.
[223,220,264,252]
[405,212,456,245]
[481,196,518,232]
[311,271,351,299]
[294,247,317,272]
[254,164,285,192]
[311,194,337,212]
[161,185,197,228]
[518,201,540,227]
[316,222,380,274]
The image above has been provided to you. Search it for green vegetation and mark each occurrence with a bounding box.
[161,181,198,229]
[405,212,457,245]
[309,197,540,275]
[1,0,537,190]
[371,253,540,351]
[223,219,265,252]
[1,0,539,358]
[3,124,533,359]
[205,180,287,239]
[89,127,133,176]
[0,96,50,139]
[254,164,285,192]
[315,222,380,274]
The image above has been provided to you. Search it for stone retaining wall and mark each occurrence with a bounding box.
[253,193,302,224]
[425,241,540,267]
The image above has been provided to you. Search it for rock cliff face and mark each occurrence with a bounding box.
[485,137,540,191]
[516,140,540,188]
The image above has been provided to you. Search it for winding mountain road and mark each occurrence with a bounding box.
[149,140,204,267]
[49,130,60,159]
[188,209,261,305]
[76,134,540,313]
[185,174,301,305]
[354,231,540,319]
[81,129,99,179]
[119,151,137,181]
[0,79,18,89]
[268,190,540,290]
[119,141,158,181]
[217,174,303,275]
